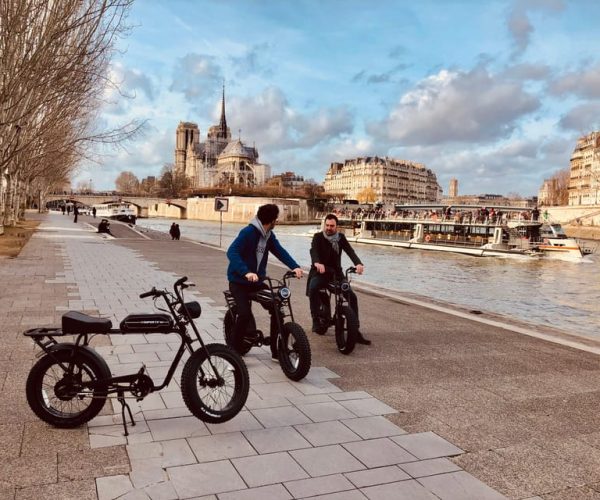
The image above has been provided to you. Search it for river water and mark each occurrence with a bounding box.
[137,218,600,339]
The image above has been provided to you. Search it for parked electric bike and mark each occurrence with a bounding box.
[314,266,359,355]
[24,277,249,435]
[223,271,311,381]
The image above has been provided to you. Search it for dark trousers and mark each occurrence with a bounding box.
[308,274,359,327]
[229,281,276,355]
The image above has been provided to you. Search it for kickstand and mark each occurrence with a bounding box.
[117,389,136,436]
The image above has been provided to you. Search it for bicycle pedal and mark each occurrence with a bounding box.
[243,329,263,345]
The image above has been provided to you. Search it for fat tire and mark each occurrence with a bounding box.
[26,349,109,428]
[223,309,254,356]
[181,343,249,424]
[278,322,311,381]
[335,305,358,355]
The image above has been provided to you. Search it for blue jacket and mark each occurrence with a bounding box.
[227,224,300,284]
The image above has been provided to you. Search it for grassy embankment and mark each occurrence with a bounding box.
[0,220,40,258]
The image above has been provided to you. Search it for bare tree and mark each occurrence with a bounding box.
[543,168,570,206]
[115,171,140,193]
[0,0,144,227]
[158,164,190,198]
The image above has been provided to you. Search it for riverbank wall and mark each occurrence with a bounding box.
[147,196,313,223]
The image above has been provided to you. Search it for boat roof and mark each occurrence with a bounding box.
[394,204,536,212]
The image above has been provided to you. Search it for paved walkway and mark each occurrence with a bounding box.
[1,213,507,499]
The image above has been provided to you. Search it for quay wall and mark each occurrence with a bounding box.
[546,205,600,225]
[147,196,312,223]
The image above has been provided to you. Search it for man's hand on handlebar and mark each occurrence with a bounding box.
[355,264,364,275]
[245,272,259,282]
[292,267,303,279]
[314,262,326,274]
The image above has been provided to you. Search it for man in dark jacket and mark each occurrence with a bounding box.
[307,213,371,345]
[227,204,303,357]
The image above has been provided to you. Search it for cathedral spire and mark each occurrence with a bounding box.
[219,82,227,138]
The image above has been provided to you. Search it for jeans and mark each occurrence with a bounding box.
[228,281,276,356]
[307,274,360,327]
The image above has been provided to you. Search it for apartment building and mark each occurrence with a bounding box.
[323,156,441,204]
[568,131,600,206]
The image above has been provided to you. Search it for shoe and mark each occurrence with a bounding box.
[356,331,371,345]
[312,320,327,335]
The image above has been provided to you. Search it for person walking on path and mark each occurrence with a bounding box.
[92,206,97,218]
[226,203,303,357]
[307,213,371,345]
[73,205,79,223]
[174,224,181,240]
[169,223,177,240]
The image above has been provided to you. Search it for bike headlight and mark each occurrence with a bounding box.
[279,287,291,299]
[341,282,350,292]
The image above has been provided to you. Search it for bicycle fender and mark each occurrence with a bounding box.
[44,343,112,378]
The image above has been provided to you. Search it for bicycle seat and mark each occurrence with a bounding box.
[62,311,112,334]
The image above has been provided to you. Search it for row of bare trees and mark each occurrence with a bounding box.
[0,0,142,228]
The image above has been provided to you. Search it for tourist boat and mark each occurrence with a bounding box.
[328,205,594,261]
[92,202,136,224]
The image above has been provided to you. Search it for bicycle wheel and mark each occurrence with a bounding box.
[26,348,109,428]
[223,309,255,356]
[335,305,358,355]
[181,343,249,424]
[278,322,311,381]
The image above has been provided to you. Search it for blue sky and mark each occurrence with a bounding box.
[77,0,600,197]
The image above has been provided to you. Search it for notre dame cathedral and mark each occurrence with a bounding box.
[174,87,271,189]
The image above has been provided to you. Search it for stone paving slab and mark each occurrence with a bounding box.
[2,214,511,499]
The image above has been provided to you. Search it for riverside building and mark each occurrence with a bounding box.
[568,131,600,206]
[323,156,441,205]
[174,87,270,189]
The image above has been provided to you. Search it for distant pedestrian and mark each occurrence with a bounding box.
[169,223,177,240]
[61,205,66,215]
[532,206,540,222]
[174,224,181,240]
[67,205,71,215]
[92,206,97,218]
[73,205,79,223]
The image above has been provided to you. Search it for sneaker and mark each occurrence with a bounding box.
[356,331,372,345]
[312,320,327,335]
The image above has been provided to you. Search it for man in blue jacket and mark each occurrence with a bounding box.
[227,204,303,357]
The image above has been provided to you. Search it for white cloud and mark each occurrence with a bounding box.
[227,86,353,151]
[368,66,539,146]
[169,53,223,104]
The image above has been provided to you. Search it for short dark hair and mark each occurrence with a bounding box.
[325,213,338,224]
[257,204,279,225]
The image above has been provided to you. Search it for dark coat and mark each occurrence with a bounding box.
[306,231,363,293]
[227,224,299,284]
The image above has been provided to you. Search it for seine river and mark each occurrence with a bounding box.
[137,218,600,340]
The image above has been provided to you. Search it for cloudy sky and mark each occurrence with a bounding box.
[77,0,600,197]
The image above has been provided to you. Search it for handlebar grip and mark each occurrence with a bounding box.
[175,276,188,287]
[139,288,156,299]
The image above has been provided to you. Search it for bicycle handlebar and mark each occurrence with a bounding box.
[139,287,158,299]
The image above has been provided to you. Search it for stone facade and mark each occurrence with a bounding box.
[568,131,600,206]
[323,156,441,204]
[174,87,270,188]
[538,178,557,206]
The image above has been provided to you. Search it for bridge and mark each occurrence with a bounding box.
[45,194,188,218]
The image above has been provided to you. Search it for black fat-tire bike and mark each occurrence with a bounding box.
[223,271,311,381]
[24,277,249,435]
[314,267,359,355]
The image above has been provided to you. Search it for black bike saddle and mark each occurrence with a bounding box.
[62,311,112,334]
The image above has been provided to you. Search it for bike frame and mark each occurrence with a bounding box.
[25,278,215,433]
[319,266,356,323]
[224,271,297,339]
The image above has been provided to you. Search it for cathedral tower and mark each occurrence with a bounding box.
[175,122,200,175]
